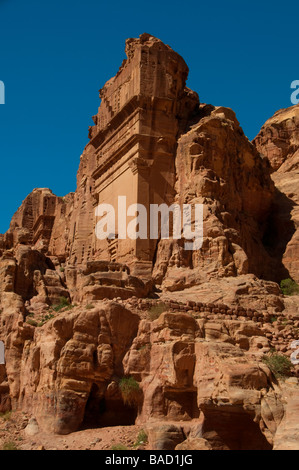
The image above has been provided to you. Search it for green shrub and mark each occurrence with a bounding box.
[111,443,128,450]
[262,352,294,380]
[134,429,148,448]
[280,278,299,296]
[2,441,18,450]
[0,411,12,421]
[52,297,72,312]
[37,313,55,327]
[148,302,167,321]
[26,318,38,327]
[119,377,141,406]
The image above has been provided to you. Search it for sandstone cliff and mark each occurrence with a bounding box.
[254,105,299,283]
[0,34,298,451]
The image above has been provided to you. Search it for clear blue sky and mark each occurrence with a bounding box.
[0,0,298,233]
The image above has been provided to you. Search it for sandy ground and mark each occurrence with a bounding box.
[0,411,148,450]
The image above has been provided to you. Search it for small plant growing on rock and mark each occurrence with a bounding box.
[148,302,167,321]
[26,318,38,327]
[134,429,148,448]
[0,411,12,421]
[52,296,72,312]
[262,352,294,380]
[85,304,95,310]
[111,443,128,450]
[119,376,141,406]
[2,441,18,450]
[37,313,54,327]
[280,278,299,296]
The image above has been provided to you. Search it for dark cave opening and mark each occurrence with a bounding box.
[202,410,273,450]
[80,383,138,430]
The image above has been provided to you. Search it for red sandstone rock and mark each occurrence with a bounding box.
[0,34,298,450]
[153,106,274,288]
[254,105,299,283]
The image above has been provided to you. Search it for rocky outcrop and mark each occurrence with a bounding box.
[1,34,276,296]
[67,33,199,279]
[1,298,297,449]
[253,105,299,283]
[273,380,299,450]
[253,106,299,172]
[0,35,299,450]
[153,106,274,289]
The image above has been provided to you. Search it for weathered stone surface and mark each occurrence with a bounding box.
[0,35,298,450]
[254,105,299,172]
[24,417,39,437]
[175,437,212,450]
[16,302,140,434]
[273,380,299,450]
[146,423,185,450]
[2,35,275,290]
[161,274,284,314]
[0,293,298,447]
[253,105,299,283]
[67,33,199,278]
[153,106,274,288]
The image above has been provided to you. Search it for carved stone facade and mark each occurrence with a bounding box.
[68,33,199,278]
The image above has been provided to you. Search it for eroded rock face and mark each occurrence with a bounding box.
[273,380,299,450]
[153,106,274,288]
[13,302,140,434]
[1,299,295,449]
[254,106,299,172]
[0,34,276,295]
[67,32,199,278]
[0,35,299,450]
[253,105,299,282]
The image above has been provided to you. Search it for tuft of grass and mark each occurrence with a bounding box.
[262,352,294,380]
[148,302,167,321]
[0,411,12,421]
[85,304,95,310]
[134,429,148,448]
[59,267,65,273]
[26,318,38,327]
[52,297,72,313]
[111,443,128,450]
[37,313,55,327]
[2,441,18,450]
[119,376,141,407]
[280,278,299,296]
